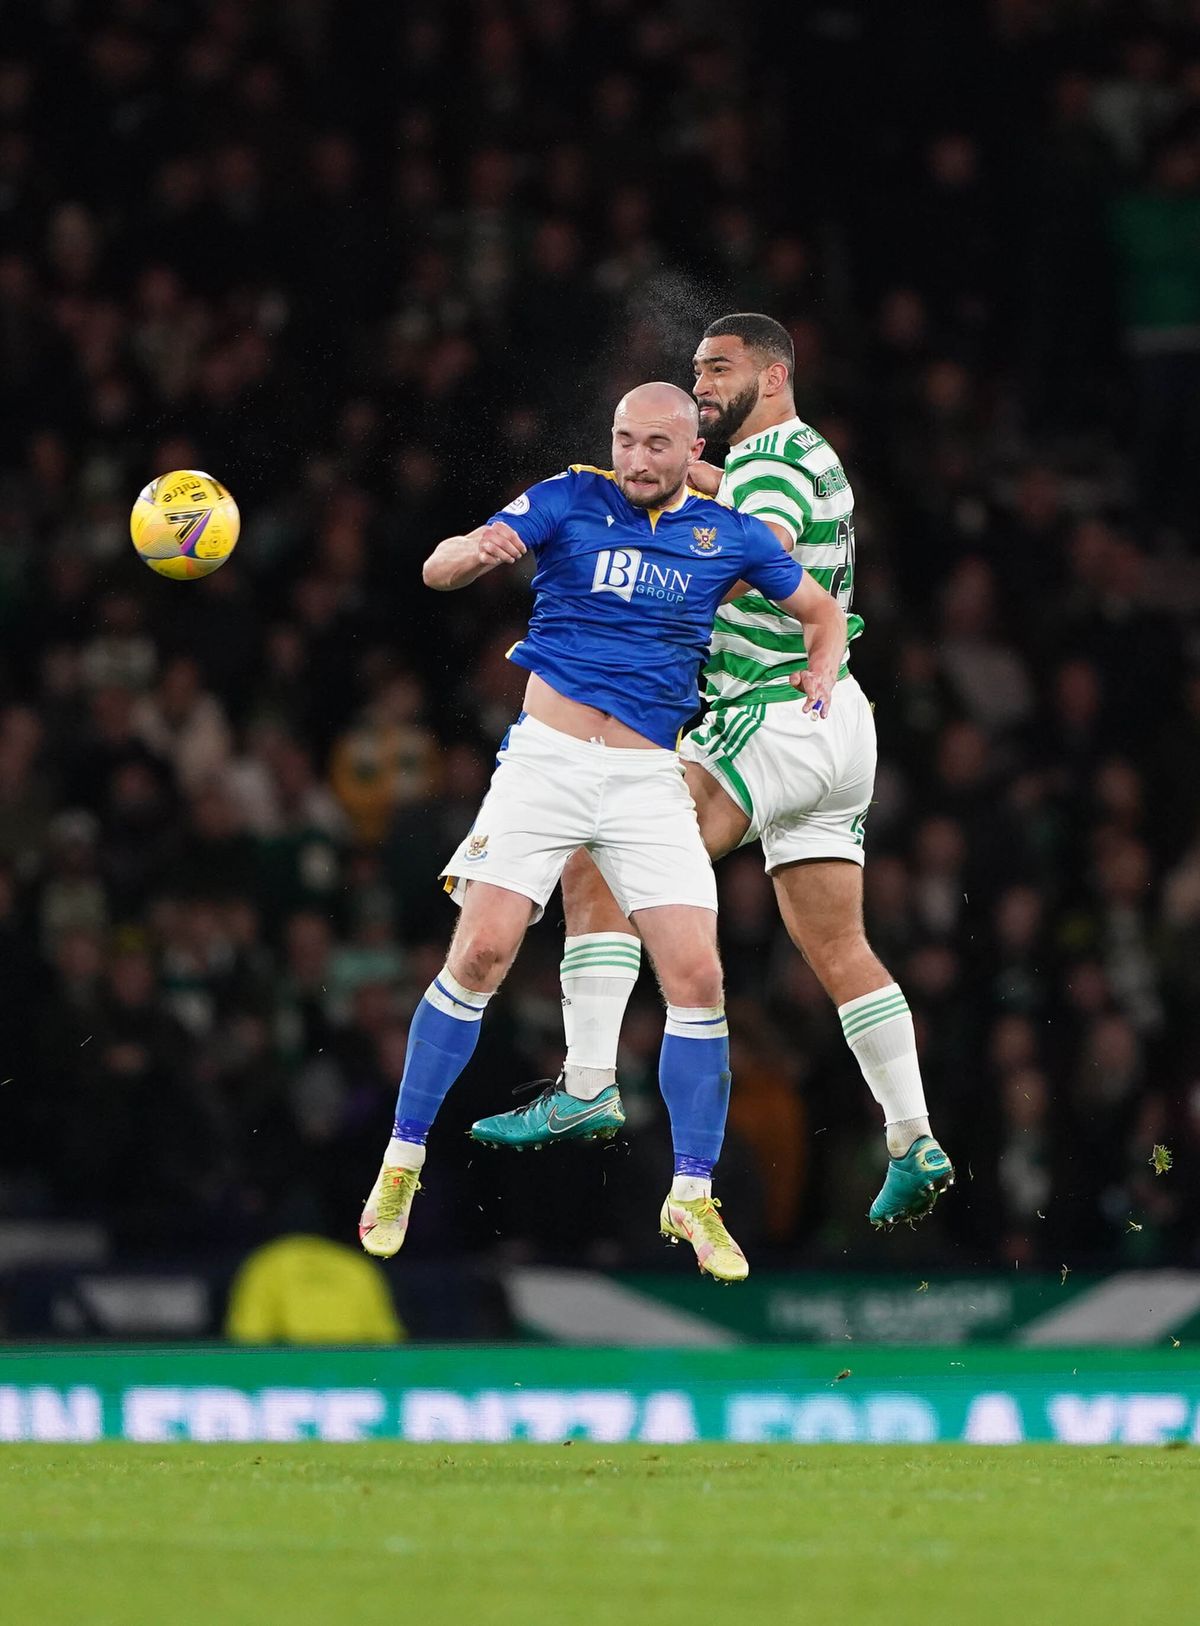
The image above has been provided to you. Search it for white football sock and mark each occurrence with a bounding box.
[560,932,641,1099]
[384,1138,426,1170]
[885,1115,932,1158]
[671,1175,712,1201]
[838,984,931,1156]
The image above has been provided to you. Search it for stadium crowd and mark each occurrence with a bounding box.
[2,0,1200,1280]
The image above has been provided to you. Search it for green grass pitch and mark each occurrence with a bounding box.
[1,1444,1196,1625]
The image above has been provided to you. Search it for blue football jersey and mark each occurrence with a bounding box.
[487,465,803,748]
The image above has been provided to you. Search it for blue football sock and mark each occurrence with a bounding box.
[392,969,493,1142]
[658,1003,731,1174]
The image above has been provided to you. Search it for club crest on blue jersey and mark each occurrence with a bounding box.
[483,464,804,748]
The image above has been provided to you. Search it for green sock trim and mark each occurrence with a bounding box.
[839,988,909,1022]
[841,998,909,1039]
[840,994,910,1042]
[560,950,642,974]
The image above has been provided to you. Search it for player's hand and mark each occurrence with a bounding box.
[475,522,527,568]
[792,668,835,718]
[686,459,723,496]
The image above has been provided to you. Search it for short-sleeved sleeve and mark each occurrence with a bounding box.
[723,458,812,545]
[738,513,805,602]
[487,470,573,552]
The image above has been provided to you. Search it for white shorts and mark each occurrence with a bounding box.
[442,713,718,920]
[680,674,877,871]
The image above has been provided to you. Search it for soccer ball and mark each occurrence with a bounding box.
[130,470,240,580]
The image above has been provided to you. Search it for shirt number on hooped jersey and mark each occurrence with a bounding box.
[828,518,856,610]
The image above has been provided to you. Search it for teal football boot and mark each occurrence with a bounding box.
[470,1077,625,1148]
[869,1136,955,1229]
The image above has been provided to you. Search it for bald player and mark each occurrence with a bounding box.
[358,382,847,1279]
[475,318,956,1232]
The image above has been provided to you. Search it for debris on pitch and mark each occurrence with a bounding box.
[1171,1337,1182,1348]
[1151,1144,1173,1176]
[917,1280,929,1292]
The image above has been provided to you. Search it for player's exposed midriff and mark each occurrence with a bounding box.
[521,672,662,749]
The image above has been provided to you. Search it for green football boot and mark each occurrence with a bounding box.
[869,1135,955,1229]
[470,1078,625,1148]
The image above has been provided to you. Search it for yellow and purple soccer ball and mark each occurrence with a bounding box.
[130,470,240,580]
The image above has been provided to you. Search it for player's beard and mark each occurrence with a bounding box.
[698,380,760,445]
[618,467,687,509]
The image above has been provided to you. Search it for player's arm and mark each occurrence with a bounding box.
[686,459,723,496]
[720,519,793,603]
[424,471,572,591]
[422,522,527,591]
[739,513,846,718]
[770,572,847,718]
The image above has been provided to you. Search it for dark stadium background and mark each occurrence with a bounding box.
[2,0,1200,1343]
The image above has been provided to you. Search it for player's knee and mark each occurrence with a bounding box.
[447,931,515,991]
[797,924,879,988]
[661,957,724,1010]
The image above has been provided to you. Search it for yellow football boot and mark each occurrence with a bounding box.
[359,1162,422,1259]
[659,1193,749,1283]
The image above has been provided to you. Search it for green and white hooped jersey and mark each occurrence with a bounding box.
[704,416,863,710]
